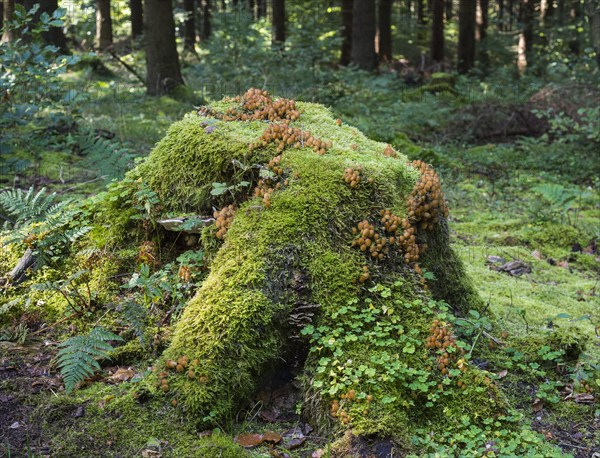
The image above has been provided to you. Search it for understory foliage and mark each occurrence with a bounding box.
[57,327,122,393]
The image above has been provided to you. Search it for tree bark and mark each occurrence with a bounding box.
[257,0,266,18]
[445,0,452,20]
[248,0,255,19]
[341,0,354,65]
[477,0,489,41]
[352,0,377,69]
[431,0,445,62]
[130,0,143,39]
[498,0,504,30]
[272,0,285,45]
[183,0,196,50]
[585,0,600,67]
[96,0,113,50]
[378,0,393,61]
[458,0,476,73]
[1,0,15,43]
[520,0,534,59]
[144,0,184,95]
[199,0,211,41]
[417,0,426,22]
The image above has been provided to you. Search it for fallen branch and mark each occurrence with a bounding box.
[107,51,146,86]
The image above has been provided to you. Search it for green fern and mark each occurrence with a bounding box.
[74,130,133,181]
[57,327,123,393]
[0,187,90,265]
[119,298,149,347]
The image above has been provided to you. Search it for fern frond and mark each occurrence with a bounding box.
[57,327,123,393]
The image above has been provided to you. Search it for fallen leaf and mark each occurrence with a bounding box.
[486,255,506,265]
[108,367,135,383]
[9,421,22,429]
[73,406,85,418]
[558,261,569,269]
[141,450,161,458]
[262,431,282,444]
[234,433,264,448]
[532,398,544,412]
[312,450,326,458]
[496,370,508,379]
[283,426,306,450]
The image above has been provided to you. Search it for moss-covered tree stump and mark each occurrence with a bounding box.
[100,89,507,448]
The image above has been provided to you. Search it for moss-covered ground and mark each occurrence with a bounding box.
[1,54,598,457]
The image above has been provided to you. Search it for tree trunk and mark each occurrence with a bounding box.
[96,0,113,50]
[445,0,452,20]
[130,0,143,39]
[248,0,255,19]
[585,0,600,67]
[431,0,445,62]
[341,0,354,65]
[36,0,69,52]
[509,0,515,28]
[144,0,184,95]
[352,0,377,69]
[498,0,504,30]
[200,0,211,41]
[458,0,476,72]
[477,0,489,41]
[183,0,196,50]
[272,0,285,45]
[378,0,393,61]
[520,0,535,60]
[417,0,426,22]
[1,0,15,43]
[257,0,266,18]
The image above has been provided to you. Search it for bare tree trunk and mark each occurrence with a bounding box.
[352,0,377,69]
[96,0,113,50]
[520,0,534,59]
[144,0,184,95]
[341,0,354,65]
[272,0,285,45]
[458,0,476,72]
[446,0,453,20]
[200,0,211,41]
[130,0,143,39]
[431,0,445,62]
[477,0,489,41]
[183,0,196,50]
[248,0,255,19]
[1,0,15,43]
[379,0,393,61]
[509,0,515,29]
[498,0,505,30]
[257,0,266,18]
[417,0,426,22]
[585,0,600,67]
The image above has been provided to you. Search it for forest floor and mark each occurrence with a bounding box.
[1,52,599,457]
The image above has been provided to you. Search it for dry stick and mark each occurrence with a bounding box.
[107,51,146,86]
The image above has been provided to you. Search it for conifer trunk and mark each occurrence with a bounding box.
[431,0,445,62]
[379,0,393,61]
[130,0,143,39]
[96,0,113,50]
[341,0,354,65]
[352,0,377,69]
[458,0,476,72]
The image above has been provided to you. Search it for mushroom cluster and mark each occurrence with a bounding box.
[383,144,398,158]
[158,355,208,395]
[425,319,466,378]
[407,160,449,230]
[250,123,332,155]
[351,220,390,261]
[343,166,372,188]
[331,389,374,425]
[214,205,236,239]
[222,88,300,122]
[254,178,284,208]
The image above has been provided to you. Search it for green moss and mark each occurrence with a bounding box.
[36,384,249,457]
